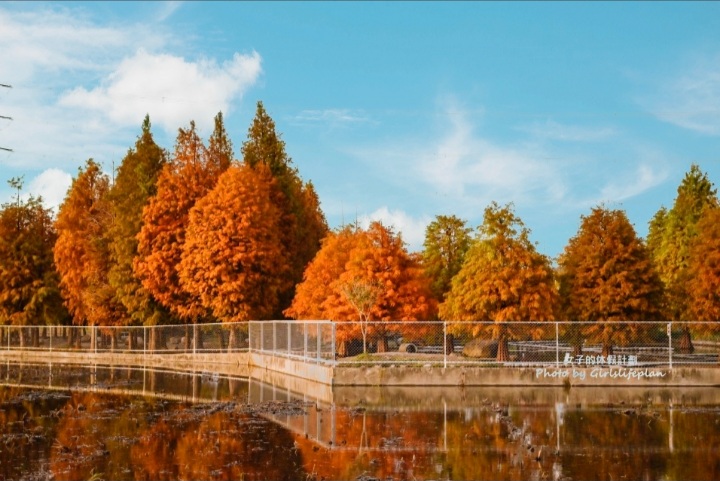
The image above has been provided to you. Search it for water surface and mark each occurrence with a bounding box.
[1,362,719,481]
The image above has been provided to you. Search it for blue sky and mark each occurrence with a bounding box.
[1,2,720,259]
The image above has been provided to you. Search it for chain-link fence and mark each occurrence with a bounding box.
[0,323,249,354]
[330,320,720,368]
[1,320,718,368]
[248,320,335,362]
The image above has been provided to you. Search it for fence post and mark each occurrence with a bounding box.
[443,320,447,369]
[668,322,673,370]
[555,322,560,368]
[331,322,336,365]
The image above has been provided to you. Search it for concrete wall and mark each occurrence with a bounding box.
[2,349,719,388]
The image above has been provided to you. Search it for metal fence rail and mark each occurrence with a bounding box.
[1,320,718,369]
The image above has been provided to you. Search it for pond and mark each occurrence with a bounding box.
[1,362,719,481]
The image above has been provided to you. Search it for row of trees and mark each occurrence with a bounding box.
[1,100,719,357]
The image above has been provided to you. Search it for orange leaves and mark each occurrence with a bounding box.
[54,159,112,326]
[285,222,437,331]
[178,163,287,323]
[439,203,557,332]
[557,206,664,349]
[134,119,231,323]
[687,206,720,322]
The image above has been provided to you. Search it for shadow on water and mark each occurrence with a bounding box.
[1,361,720,481]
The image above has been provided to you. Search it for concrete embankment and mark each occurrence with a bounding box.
[2,349,720,387]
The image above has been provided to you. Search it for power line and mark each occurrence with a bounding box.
[1,83,12,153]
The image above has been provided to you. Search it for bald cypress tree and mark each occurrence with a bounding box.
[559,206,664,356]
[241,101,328,318]
[647,164,718,351]
[107,116,172,344]
[0,183,68,347]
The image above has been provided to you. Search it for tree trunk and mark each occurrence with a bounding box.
[376,335,389,353]
[228,325,240,352]
[184,325,191,352]
[193,324,204,350]
[602,342,614,358]
[32,327,40,347]
[90,326,96,351]
[219,329,227,351]
[445,333,455,355]
[678,327,694,354]
[496,335,509,362]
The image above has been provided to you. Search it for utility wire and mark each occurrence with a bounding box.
[1,83,12,153]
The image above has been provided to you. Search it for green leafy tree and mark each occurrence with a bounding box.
[422,214,472,302]
[647,164,718,351]
[107,116,171,346]
[439,203,558,361]
[0,180,68,346]
[558,206,664,356]
[241,101,328,317]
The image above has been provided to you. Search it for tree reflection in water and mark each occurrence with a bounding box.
[2,368,720,480]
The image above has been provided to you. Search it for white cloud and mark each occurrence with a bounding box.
[59,49,262,135]
[156,1,183,22]
[520,119,617,142]
[416,106,567,206]
[646,54,720,135]
[359,207,430,253]
[292,109,371,125]
[26,168,73,213]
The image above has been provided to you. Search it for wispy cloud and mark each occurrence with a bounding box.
[157,1,183,22]
[645,53,720,135]
[290,109,371,126]
[520,119,617,142]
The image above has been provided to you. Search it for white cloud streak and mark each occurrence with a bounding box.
[646,54,720,135]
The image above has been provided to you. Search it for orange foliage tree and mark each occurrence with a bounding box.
[54,159,120,346]
[0,181,68,347]
[178,163,287,348]
[134,116,232,348]
[285,222,437,356]
[241,101,328,317]
[687,206,720,325]
[439,202,558,361]
[557,206,664,356]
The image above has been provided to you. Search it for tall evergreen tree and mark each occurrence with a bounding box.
[422,215,472,302]
[179,163,287,340]
[0,180,68,346]
[54,159,115,330]
[647,164,718,351]
[107,116,170,330]
[687,206,720,324]
[558,206,664,356]
[241,101,328,317]
[135,118,232,327]
[439,203,558,361]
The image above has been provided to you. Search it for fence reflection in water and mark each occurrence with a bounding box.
[1,320,718,368]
